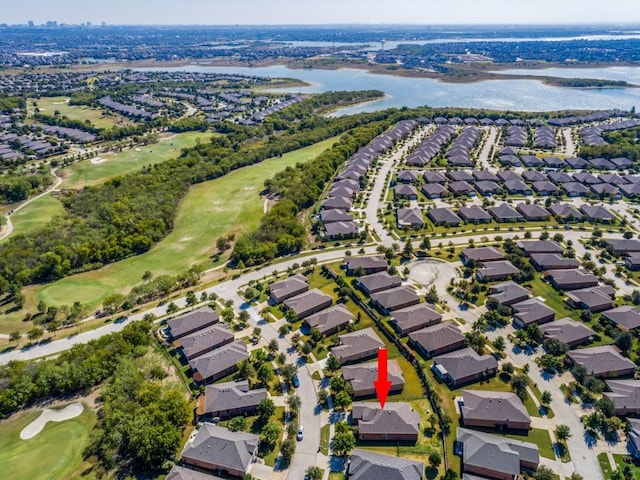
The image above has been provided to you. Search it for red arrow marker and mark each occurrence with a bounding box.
[374,348,392,409]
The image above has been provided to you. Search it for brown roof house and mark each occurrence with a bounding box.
[460,390,531,430]
[488,281,530,307]
[344,256,388,275]
[268,274,309,304]
[476,260,519,282]
[181,423,259,477]
[167,307,220,340]
[409,322,466,358]
[165,466,222,480]
[397,207,424,229]
[529,254,580,271]
[199,380,267,419]
[352,402,420,442]
[342,359,405,397]
[432,347,498,388]
[347,449,423,480]
[546,269,599,291]
[511,299,555,328]
[331,327,384,365]
[304,305,354,336]
[602,306,640,331]
[283,289,333,320]
[177,324,235,361]
[370,286,420,315]
[461,247,504,266]
[568,346,636,379]
[541,318,595,348]
[356,272,402,295]
[604,380,640,416]
[189,340,250,383]
[515,240,563,256]
[391,303,443,335]
[565,286,615,313]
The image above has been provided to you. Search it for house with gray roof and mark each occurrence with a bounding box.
[409,322,466,358]
[503,180,532,196]
[475,181,503,196]
[178,324,235,361]
[352,402,420,442]
[321,196,353,211]
[423,171,447,184]
[269,274,309,304]
[516,240,563,256]
[449,180,477,197]
[516,203,550,221]
[397,207,424,229]
[347,449,423,480]
[320,209,354,224]
[489,203,524,223]
[344,256,388,275]
[477,260,519,282]
[432,347,498,387]
[604,380,640,416]
[448,170,474,183]
[181,423,259,477]
[497,170,523,182]
[602,306,640,331]
[356,272,402,295]
[343,359,405,397]
[541,318,595,348]
[563,182,590,197]
[167,307,220,340]
[283,289,333,319]
[395,184,418,200]
[427,207,462,226]
[370,286,421,314]
[546,269,599,291]
[511,299,555,328]
[304,305,354,336]
[422,183,446,199]
[628,419,640,459]
[568,346,636,378]
[461,247,504,265]
[591,183,622,200]
[166,466,222,480]
[565,286,615,313]
[391,303,442,335]
[473,170,500,182]
[458,205,492,223]
[566,156,589,169]
[190,340,250,383]
[488,281,530,307]
[532,181,559,196]
[529,253,580,271]
[331,327,384,365]
[620,183,640,198]
[574,172,602,185]
[549,203,584,221]
[397,170,420,183]
[324,221,359,239]
[604,239,640,256]
[461,390,531,430]
[580,204,616,223]
[456,428,539,480]
[200,380,267,419]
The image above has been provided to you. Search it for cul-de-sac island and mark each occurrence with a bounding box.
[2,10,640,480]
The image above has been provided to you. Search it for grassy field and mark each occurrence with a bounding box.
[62,131,213,188]
[0,405,96,480]
[613,454,640,478]
[16,136,341,316]
[7,194,65,239]
[31,96,129,129]
[599,452,614,478]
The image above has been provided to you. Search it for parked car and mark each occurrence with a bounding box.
[297,426,304,441]
[292,374,300,388]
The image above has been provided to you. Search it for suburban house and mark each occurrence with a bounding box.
[283,289,333,319]
[627,419,640,459]
[516,203,550,221]
[545,269,599,291]
[319,209,353,224]
[397,207,424,228]
[344,256,388,275]
[395,184,418,200]
[531,181,559,196]
[488,203,524,222]
[627,254,640,271]
[449,180,477,197]
[423,171,447,184]
[189,340,250,383]
[347,450,423,480]
[321,196,353,211]
[473,170,500,182]
[331,327,385,365]
[324,221,359,239]
[456,428,539,480]
[580,204,616,223]
[549,203,584,221]
[563,182,589,197]
[427,207,463,226]
[461,247,504,266]
[460,390,531,430]
[167,307,220,340]
[396,170,420,183]
[421,183,446,199]
[476,260,519,282]
[304,305,354,336]
[198,380,267,419]
[458,205,493,223]
[342,359,405,397]
[352,402,420,442]
[516,240,563,256]
[177,324,235,361]
[166,466,220,480]
[604,239,640,257]
[504,180,533,196]
[391,303,443,335]
[529,253,580,271]
[565,286,615,312]
[370,286,421,314]
[568,346,636,378]
[432,347,498,387]
[511,299,555,328]
[268,274,309,304]
[409,322,467,358]
[602,306,640,331]
[181,423,259,477]
[475,180,503,196]
[356,272,402,295]
[604,380,640,417]
[541,318,595,348]
[488,281,530,306]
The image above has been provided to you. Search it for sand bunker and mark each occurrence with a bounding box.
[20,403,84,440]
[90,156,106,164]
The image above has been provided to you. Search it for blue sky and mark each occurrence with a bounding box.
[6,0,640,25]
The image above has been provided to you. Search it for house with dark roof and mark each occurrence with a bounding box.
[283,289,333,320]
[432,347,498,387]
[397,207,424,229]
[449,180,477,197]
[549,203,584,221]
[565,286,615,313]
[344,256,388,275]
[628,419,640,459]
[461,247,504,265]
[473,170,500,182]
[167,307,220,340]
[516,203,550,221]
[370,286,421,314]
[543,156,565,169]
[356,272,402,295]
[546,269,599,291]
[488,281,531,307]
[269,274,309,304]
[409,322,466,358]
[497,170,522,182]
[532,181,559,196]
[565,157,589,169]
[456,428,539,480]
[423,171,447,184]
[503,180,532,196]
[489,203,524,223]
[166,466,222,480]
[548,171,573,185]
[458,205,492,223]
[189,341,250,383]
[568,346,636,378]
[604,380,640,416]
[574,172,602,185]
[422,183,446,199]
[529,253,580,271]
[177,324,235,361]
[427,207,462,227]
[604,239,640,257]
[499,154,522,167]
[199,380,267,419]
[563,182,590,197]
[448,170,474,182]
[395,184,418,200]
[304,305,354,336]
[627,254,640,271]
[475,181,503,196]
[591,183,622,200]
[602,306,640,331]
[522,170,547,183]
[541,318,595,348]
[516,240,563,256]
[476,260,519,282]
[343,359,405,397]
[397,170,420,183]
[511,299,556,328]
[331,327,385,365]
[321,196,353,211]
[181,424,259,477]
[352,403,420,442]
[580,204,616,223]
[620,183,640,198]
[347,450,423,480]
[324,221,359,239]
[320,209,354,224]
[460,390,531,430]
[589,157,616,170]
[391,303,443,335]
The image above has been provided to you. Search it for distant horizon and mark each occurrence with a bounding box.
[7,22,640,27]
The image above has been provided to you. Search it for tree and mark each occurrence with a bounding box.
[326,354,341,372]
[428,450,441,469]
[257,398,276,421]
[267,338,279,354]
[257,363,275,386]
[333,431,355,455]
[166,302,179,315]
[420,237,431,251]
[229,416,248,432]
[333,390,352,410]
[142,270,153,282]
[260,422,281,449]
[493,336,506,353]
[533,465,555,480]
[280,438,295,462]
[27,327,44,343]
[554,424,571,441]
[318,389,329,406]
[541,390,552,406]
[186,291,198,307]
[425,285,439,304]
[302,342,313,356]
[306,466,323,480]
[287,395,302,413]
[510,374,529,400]
[568,474,584,480]
[615,331,634,353]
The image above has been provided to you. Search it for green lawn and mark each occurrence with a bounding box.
[320,424,330,455]
[7,194,65,239]
[31,96,129,129]
[0,405,96,480]
[599,452,614,479]
[62,131,213,188]
[19,136,341,316]
[613,453,640,478]
[523,274,580,321]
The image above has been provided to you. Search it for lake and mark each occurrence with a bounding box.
[140,64,640,115]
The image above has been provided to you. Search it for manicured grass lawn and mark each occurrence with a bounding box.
[613,453,640,478]
[62,131,213,188]
[320,424,330,455]
[23,137,340,313]
[31,96,130,129]
[523,273,580,321]
[599,452,614,479]
[5,194,65,239]
[0,405,96,480]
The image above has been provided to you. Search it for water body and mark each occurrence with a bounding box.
[141,65,640,115]
[495,66,640,85]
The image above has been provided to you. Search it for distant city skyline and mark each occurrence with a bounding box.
[5,0,640,26]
